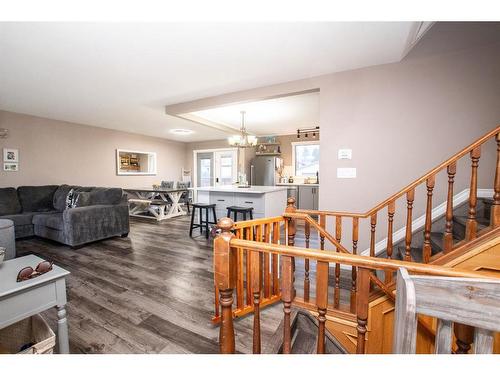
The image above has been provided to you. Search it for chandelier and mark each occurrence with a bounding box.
[228,111,257,148]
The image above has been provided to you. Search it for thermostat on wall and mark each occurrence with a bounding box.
[338,149,352,160]
[337,167,357,178]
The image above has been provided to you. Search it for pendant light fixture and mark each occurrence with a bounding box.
[228,111,257,148]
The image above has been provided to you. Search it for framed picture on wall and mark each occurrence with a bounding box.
[3,162,19,172]
[3,148,19,162]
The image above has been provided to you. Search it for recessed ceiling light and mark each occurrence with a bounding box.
[170,129,194,135]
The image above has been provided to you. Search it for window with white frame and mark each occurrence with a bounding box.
[292,141,320,177]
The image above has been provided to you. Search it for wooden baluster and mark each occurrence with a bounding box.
[422,176,435,263]
[443,163,456,253]
[285,198,296,246]
[214,218,236,353]
[405,189,415,261]
[263,223,271,299]
[492,134,500,227]
[272,221,280,296]
[385,202,395,283]
[285,198,297,300]
[245,226,254,306]
[350,217,359,313]
[316,260,329,354]
[250,246,262,353]
[369,213,377,257]
[334,216,341,308]
[319,214,326,250]
[235,229,244,309]
[466,147,481,240]
[356,267,370,354]
[255,225,263,306]
[281,255,294,354]
[304,221,311,302]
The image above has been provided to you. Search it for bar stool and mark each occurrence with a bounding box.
[226,206,254,222]
[189,203,217,239]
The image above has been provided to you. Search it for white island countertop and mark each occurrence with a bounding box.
[193,185,288,194]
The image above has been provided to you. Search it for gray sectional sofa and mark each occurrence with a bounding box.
[0,185,129,248]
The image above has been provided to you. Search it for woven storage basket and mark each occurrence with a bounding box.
[0,314,55,354]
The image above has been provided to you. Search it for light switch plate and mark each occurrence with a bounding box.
[338,149,352,160]
[337,167,357,178]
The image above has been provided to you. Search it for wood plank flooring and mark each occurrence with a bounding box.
[16,215,352,353]
[16,216,286,354]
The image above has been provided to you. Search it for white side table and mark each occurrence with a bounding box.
[0,255,70,353]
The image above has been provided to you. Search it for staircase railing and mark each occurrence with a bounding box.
[212,125,500,352]
[214,219,500,353]
[212,216,285,324]
[295,126,500,262]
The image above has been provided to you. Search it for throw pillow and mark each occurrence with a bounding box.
[65,188,75,209]
[74,191,91,207]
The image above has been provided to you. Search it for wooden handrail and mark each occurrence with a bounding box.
[283,212,350,254]
[229,237,500,280]
[215,215,500,354]
[232,216,284,229]
[296,125,500,218]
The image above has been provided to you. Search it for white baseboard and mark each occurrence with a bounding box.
[358,188,493,257]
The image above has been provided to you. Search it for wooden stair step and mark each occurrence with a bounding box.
[395,242,441,263]
[263,309,347,354]
[481,198,494,220]
[453,215,490,238]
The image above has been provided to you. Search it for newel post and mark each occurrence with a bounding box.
[214,217,237,354]
[285,197,297,246]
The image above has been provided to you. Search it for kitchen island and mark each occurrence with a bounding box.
[194,185,288,220]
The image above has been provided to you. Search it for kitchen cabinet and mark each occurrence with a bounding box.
[298,185,319,210]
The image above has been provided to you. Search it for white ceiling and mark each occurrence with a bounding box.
[0,22,415,142]
[191,91,319,136]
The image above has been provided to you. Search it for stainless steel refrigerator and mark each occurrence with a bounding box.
[250,156,283,186]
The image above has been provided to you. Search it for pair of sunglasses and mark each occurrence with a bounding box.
[16,261,53,282]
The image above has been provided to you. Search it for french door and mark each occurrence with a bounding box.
[194,148,238,188]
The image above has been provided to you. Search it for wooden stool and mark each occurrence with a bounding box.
[190,203,217,239]
[226,206,254,222]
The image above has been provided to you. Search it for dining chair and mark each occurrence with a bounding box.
[161,181,174,189]
[177,181,192,214]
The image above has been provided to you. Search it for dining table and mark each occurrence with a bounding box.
[124,187,188,221]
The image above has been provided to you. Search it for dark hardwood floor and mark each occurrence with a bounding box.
[16,216,285,354]
[16,214,354,353]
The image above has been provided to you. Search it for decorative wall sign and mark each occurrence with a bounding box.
[3,162,19,172]
[3,148,19,162]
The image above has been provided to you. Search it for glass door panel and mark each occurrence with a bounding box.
[197,152,214,187]
[214,150,237,186]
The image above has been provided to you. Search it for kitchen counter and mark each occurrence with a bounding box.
[276,182,319,187]
[195,185,287,220]
[194,185,288,194]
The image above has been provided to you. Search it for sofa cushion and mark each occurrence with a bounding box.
[74,191,92,207]
[53,185,76,212]
[1,212,36,227]
[17,185,59,212]
[0,187,22,215]
[32,212,64,231]
[2,210,59,227]
[89,187,123,205]
[53,185,94,212]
